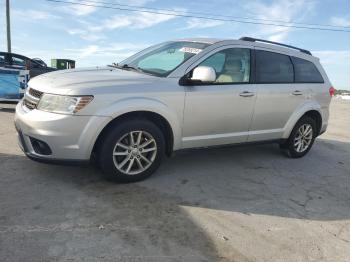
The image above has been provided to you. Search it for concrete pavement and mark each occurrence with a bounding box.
[0,100,349,261]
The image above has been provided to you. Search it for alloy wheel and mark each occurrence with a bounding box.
[112,131,157,175]
[293,124,313,153]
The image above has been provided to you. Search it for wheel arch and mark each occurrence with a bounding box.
[283,103,323,138]
[92,110,175,158]
[303,110,322,136]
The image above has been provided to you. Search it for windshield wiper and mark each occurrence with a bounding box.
[109,63,140,71]
[122,64,140,71]
[108,63,153,76]
[108,63,119,68]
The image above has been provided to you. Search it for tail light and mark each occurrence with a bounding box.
[329,86,336,97]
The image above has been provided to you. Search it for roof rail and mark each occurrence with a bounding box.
[239,36,312,56]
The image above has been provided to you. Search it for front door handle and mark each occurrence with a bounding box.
[239,91,255,97]
[292,90,303,96]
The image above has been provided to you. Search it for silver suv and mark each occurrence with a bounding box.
[15,37,333,182]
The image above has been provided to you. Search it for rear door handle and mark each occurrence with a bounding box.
[292,90,303,96]
[239,91,255,97]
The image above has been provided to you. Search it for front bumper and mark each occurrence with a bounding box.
[14,102,111,162]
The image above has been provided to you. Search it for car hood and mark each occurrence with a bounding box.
[28,66,160,95]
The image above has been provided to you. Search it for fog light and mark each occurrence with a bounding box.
[30,137,52,155]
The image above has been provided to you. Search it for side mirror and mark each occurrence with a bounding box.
[191,66,216,83]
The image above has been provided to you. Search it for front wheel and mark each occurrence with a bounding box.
[280,116,317,158]
[98,119,165,182]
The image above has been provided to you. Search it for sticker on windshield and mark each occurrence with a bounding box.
[179,47,203,54]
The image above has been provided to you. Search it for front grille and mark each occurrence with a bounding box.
[28,88,43,98]
[23,88,43,111]
[23,99,37,110]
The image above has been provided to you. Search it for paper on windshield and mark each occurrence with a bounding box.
[179,47,203,54]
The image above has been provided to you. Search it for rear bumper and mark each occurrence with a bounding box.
[14,102,111,162]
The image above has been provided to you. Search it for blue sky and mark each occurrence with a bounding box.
[1,0,350,89]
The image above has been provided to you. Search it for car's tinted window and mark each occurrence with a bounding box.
[11,55,26,67]
[291,57,324,83]
[256,50,294,83]
[0,54,6,66]
[199,48,251,83]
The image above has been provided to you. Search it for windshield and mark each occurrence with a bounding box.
[119,41,210,77]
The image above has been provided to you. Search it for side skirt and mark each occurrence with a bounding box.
[173,139,287,155]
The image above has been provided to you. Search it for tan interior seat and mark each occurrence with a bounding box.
[216,57,244,83]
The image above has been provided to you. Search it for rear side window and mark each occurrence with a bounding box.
[11,55,26,67]
[256,50,294,83]
[291,57,324,83]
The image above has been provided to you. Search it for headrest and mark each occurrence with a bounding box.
[224,57,242,72]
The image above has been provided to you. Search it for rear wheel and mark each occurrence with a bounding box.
[98,119,165,182]
[280,116,317,158]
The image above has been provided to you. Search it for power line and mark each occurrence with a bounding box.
[73,0,350,30]
[46,0,350,33]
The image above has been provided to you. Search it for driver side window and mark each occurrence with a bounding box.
[199,48,251,84]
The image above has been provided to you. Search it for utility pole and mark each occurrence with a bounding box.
[6,0,11,53]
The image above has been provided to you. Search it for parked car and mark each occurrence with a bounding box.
[31,58,48,68]
[0,52,56,101]
[14,37,333,182]
[0,52,56,78]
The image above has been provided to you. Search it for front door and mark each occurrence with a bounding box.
[182,47,257,148]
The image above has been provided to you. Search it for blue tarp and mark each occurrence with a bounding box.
[0,68,29,100]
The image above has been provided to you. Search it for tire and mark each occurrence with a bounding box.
[280,116,317,158]
[98,118,165,182]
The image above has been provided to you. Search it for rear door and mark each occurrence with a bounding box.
[248,49,310,142]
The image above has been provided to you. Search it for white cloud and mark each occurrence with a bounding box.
[268,32,290,42]
[313,50,350,65]
[312,50,350,89]
[67,29,86,35]
[330,17,350,27]
[78,45,99,58]
[183,18,224,30]
[244,0,314,42]
[18,42,149,68]
[59,1,183,41]
[64,43,148,59]
[91,11,179,32]
[124,0,156,5]
[60,0,155,16]
[60,0,98,16]
[66,11,178,41]
[13,9,61,20]
[67,28,105,42]
[71,5,97,16]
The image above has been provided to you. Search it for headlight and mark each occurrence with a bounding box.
[37,94,93,114]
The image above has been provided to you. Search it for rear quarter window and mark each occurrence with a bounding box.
[291,57,324,83]
[255,50,294,83]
